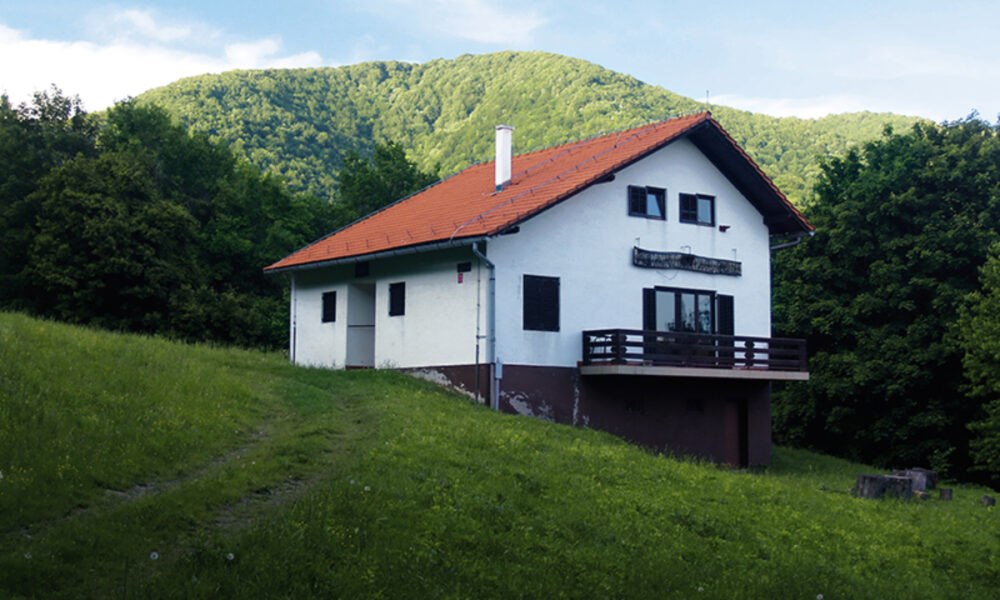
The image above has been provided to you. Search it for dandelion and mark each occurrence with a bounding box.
[817,595,824,600]
[226,553,235,561]
[697,587,704,593]
[150,551,159,560]
[364,485,371,492]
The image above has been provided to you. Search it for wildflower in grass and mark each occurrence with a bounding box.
[364,485,371,492]
[150,551,159,560]
[24,553,31,559]
[697,587,704,592]
[226,553,234,561]
[817,595,823,600]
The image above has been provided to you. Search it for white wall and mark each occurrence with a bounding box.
[289,247,487,369]
[489,137,773,368]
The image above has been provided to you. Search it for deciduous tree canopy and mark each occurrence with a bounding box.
[773,117,1000,481]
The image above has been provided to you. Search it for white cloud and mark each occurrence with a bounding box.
[0,13,324,111]
[711,92,930,120]
[382,0,546,45]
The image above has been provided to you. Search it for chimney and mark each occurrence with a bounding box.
[494,124,513,191]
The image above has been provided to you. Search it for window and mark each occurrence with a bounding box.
[523,275,559,331]
[643,287,716,334]
[680,193,715,226]
[388,282,405,316]
[628,185,666,220]
[321,291,336,323]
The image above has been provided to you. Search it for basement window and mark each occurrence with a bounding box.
[628,185,666,220]
[680,193,715,226]
[523,275,559,332]
[321,291,337,323]
[389,282,405,316]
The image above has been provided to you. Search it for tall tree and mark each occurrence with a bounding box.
[956,243,1000,481]
[337,140,439,218]
[0,87,97,306]
[772,117,1000,477]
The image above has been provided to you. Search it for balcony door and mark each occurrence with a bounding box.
[643,287,730,334]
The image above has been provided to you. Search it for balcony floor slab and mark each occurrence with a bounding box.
[579,363,810,381]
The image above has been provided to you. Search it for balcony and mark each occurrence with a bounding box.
[581,329,809,381]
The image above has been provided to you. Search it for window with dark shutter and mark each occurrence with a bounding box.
[523,275,559,331]
[389,282,405,316]
[322,291,336,323]
[680,193,715,225]
[627,185,666,220]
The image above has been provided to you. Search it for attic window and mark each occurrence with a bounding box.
[628,185,666,220]
[523,275,559,332]
[680,193,715,226]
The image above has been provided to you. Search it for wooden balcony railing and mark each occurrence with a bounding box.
[582,329,807,372]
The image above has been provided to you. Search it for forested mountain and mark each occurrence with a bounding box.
[137,51,925,206]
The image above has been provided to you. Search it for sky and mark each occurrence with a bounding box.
[0,0,996,122]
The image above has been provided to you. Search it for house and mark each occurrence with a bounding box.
[264,112,813,467]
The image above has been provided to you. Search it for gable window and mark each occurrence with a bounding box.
[523,275,559,331]
[680,193,715,226]
[321,291,337,323]
[388,282,405,316]
[628,185,666,220]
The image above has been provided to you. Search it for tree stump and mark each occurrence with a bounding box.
[855,474,913,499]
[940,488,953,501]
[982,495,996,507]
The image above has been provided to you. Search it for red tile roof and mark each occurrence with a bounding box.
[265,112,811,272]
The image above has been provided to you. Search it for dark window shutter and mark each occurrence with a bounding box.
[389,282,405,316]
[642,288,656,330]
[628,186,646,215]
[523,275,559,331]
[717,295,734,335]
[322,291,336,323]
[680,193,698,223]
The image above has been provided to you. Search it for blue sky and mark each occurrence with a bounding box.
[0,1,995,121]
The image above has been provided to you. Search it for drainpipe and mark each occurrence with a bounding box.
[472,242,499,410]
[290,273,297,364]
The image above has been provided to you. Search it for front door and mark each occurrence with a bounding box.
[346,282,375,368]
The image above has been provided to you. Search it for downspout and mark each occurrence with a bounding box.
[472,242,498,410]
[290,273,297,364]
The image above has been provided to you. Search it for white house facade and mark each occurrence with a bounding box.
[267,112,813,466]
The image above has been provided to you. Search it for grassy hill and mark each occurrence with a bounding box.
[137,51,926,206]
[2,311,997,599]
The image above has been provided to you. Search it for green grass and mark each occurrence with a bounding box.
[2,312,998,599]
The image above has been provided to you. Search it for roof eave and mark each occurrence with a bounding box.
[263,234,490,274]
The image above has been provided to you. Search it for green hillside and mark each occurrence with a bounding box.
[2,311,998,599]
[137,51,925,206]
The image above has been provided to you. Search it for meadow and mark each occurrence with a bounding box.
[1,312,997,599]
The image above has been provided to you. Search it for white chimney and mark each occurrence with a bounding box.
[494,124,513,191]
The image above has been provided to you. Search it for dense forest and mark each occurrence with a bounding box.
[137,51,924,206]
[773,116,1000,484]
